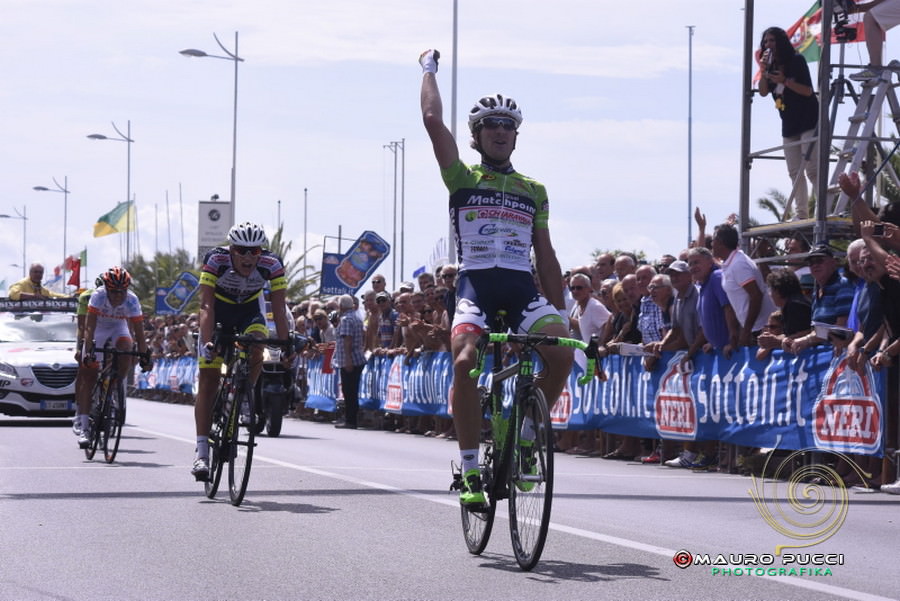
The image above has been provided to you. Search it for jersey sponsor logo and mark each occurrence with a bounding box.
[654,354,697,440]
[478,223,520,237]
[812,357,882,453]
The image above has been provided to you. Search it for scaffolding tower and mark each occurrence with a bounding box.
[740,0,900,256]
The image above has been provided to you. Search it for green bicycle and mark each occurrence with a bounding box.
[453,326,601,571]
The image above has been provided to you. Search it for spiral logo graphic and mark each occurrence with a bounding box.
[672,549,693,569]
[749,442,869,555]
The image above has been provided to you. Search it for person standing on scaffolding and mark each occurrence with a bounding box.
[757,26,818,221]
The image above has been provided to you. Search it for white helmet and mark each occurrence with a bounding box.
[227,222,268,247]
[467,93,523,132]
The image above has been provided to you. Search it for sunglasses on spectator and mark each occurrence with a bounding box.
[569,285,586,291]
[231,246,262,256]
[372,279,384,284]
[479,116,517,131]
[441,273,456,279]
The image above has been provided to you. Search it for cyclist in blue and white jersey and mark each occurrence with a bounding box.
[419,49,573,507]
[191,222,294,481]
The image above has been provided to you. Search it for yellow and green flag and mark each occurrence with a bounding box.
[93,201,135,237]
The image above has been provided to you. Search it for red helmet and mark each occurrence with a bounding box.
[102,266,131,291]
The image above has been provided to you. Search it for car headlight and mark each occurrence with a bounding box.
[0,362,18,379]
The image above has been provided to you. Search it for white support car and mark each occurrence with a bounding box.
[0,298,78,417]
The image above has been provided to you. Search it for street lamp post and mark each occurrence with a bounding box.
[88,121,134,264]
[0,207,28,277]
[687,25,695,248]
[180,32,243,228]
[384,139,405,286]
[32,176,69,286]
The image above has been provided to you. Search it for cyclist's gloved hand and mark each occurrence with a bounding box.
[82,352,96,367]
[199,342,215,362]
[139,354,153,372]
[419,49,440,74]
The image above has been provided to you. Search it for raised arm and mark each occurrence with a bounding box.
[419,49,459,170]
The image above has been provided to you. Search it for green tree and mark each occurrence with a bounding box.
[590,248,647,263]
[126,248,198,315]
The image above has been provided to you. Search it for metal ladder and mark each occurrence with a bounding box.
[830,60,900,215]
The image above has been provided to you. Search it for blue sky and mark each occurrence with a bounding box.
[0,0,880,293]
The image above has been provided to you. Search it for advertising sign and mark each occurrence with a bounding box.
[320,230,390,296]
[197,200,233,261]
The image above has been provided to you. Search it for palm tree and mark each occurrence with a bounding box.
[268,224,321,302]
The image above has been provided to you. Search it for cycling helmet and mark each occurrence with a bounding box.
[227,222,268,248]
[102,266,131,290]
[467,93,523,133]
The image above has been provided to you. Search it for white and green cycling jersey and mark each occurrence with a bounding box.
[441,160,550,273]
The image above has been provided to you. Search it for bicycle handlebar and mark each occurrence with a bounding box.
[213,327,310,354]
[467,332,603,385]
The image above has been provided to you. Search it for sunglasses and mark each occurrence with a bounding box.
[569,285,586,291]
[231,246,262,256]
[372,279,385,284]
[441,273,456,279]
[479,116,517,131]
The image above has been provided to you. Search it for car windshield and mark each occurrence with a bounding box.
[0,313,77,342]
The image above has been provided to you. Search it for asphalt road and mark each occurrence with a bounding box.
[1,398,897,601]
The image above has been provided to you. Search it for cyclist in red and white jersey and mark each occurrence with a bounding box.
[419,49,573,507]
[76,267,151,448]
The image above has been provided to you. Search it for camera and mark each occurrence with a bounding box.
[833,0,858,42]
[873,223,885,237]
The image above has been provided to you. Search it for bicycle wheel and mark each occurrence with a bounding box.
[228,375,256,506]
[460,390,506,555]
[84,386,102,461]
[102,380,124,463]
[460,449,497,555]
[508,387,554,571]
[204,387,228,499]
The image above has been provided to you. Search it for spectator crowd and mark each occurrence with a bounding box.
[127,180,900,493]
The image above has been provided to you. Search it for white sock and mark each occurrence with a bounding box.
[461,449,479,473]
[196,437,209,460]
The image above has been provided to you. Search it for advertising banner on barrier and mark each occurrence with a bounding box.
[134,345,886,455]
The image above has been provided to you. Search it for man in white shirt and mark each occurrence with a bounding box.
[567,272,611,342]
[712,223,776,347]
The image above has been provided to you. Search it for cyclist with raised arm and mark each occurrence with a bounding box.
[77,267,151,448]
[191,222,294,481]
[419,49,573,507]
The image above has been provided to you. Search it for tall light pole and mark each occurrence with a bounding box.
[0,207,27,277]
[180,32,243,229]
[687,25,695,248]
[384,140,405,286]
[303,187,308,295]
[32,175,69,285]
[449,0,459,265]
[88,120,134,264]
